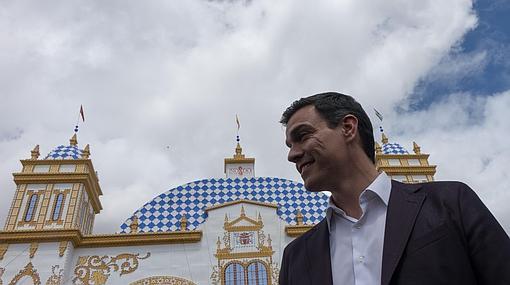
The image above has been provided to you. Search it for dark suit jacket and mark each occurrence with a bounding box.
[279,181,510,285]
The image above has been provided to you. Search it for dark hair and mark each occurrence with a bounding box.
[280,92,375,163]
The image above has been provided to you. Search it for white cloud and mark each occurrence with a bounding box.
[384,91,510,231]
[0,0,491,233]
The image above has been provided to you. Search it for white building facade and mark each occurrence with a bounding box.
[0,132,435,285]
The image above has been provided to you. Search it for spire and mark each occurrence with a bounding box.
[381,132,388,144]
[180,214,188,231]
[82,144,90,159]
[413,141,421,154]
[375,142,382,155]
[70,134,78,146]
[295,208,303,225]
[240,205,246,217]
[129,215,139,234]
[31,145,40,160]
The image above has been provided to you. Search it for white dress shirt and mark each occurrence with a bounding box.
[326,172,391,285]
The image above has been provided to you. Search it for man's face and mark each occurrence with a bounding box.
[285,105,347,191]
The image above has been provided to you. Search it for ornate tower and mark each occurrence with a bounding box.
[3,134,102,234]
[224,137,255,179]
[375,133,436,183]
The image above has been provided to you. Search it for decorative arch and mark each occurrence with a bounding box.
[8,262,41,285]
[246,261,269,285]
[129,275,196,285]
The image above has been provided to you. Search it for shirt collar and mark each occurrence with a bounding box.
[326,172,392,232]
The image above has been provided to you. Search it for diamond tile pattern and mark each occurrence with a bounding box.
[382,143,409,154]
[119,177,329,233]
[45,145,83,160]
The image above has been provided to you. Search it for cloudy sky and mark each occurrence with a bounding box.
[1,0,509,234]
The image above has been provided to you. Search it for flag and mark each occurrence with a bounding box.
[374,108,383,121]
[80,105,85,122]
[236,115,240,130]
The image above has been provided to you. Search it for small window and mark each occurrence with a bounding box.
[59,164,76,172]
[52,193,64,221]
[247,262,269,285]
[33,165,50,173]
[24,194,38,222]
[225,263,245,285]
[413,175,428,182]
[391,175,407,182]
[408,159,421,166]
[388,159,401,166]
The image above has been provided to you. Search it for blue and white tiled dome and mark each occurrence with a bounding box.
[120,177,329,233]
[45,145,84,160]
[382,142,409,155]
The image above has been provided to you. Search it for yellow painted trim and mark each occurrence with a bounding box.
[0,229,202,248]
[376,154,430,159]
[13,171,102,213]
[206,199,278,212]
[285,225,314,237]
[377,166,436,174]
[215,249,274,259]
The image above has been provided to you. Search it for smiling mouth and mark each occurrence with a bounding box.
[299,161,313,174]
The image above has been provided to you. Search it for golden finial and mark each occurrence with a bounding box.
[413,142,421,154]
[375,142,382,155]
[240,205,246,217]
[129,215,139,233]
[233,143,246,159]
[31,145,40,160]
[70,134,78,146]
[381,133,388,144]
[216,236,221,249]
[296,208,303,225]
[267,234,272,247]
[258,212,262,222]
[82,144,90,159]
[180,214,188,231]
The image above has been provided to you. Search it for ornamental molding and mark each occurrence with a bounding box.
[0,229,202,248]
[376,166,436,173]
[12,172,102,213]
[8,262,41,285]
[205,199,278,212]
[29,242,38,258]
[285,225,314,237]
[58,241,68,257]
[129,276,196,285]
[45,265,64,285]
[73,252,150,285]
[0,244,8,260]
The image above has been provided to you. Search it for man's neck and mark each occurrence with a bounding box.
[330,159,379,219]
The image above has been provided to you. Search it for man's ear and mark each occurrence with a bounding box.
[341,115,358,142]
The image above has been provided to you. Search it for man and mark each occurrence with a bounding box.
[278,92,510,285]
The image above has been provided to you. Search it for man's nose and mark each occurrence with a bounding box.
[287,145,303,163]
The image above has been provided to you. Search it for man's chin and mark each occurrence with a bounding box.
[302,179,322,192]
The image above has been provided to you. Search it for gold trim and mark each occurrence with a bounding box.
[45,265,63,285]
[285,225,314,237]
[206,199,278,211]
[73,252,150,285]
[29,242,38,258]
[8,262,41,285]
[215,248,274,259]
[0,229,202,248]
[0,244,8,260]
[376,166,436,174]
[13,171,102,213]
[58,241,68,257]
[130,276,197,285]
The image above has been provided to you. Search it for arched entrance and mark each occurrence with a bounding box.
[129,275,196,285]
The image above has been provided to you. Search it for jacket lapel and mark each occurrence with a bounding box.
[305,219,333,285]
[381,181,426,285]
